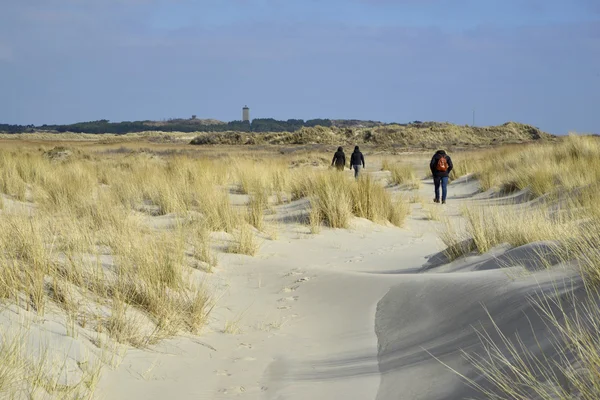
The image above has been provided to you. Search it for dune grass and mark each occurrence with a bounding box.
[190,224,218,273]
[449,136,600,196]
[0,149,242,396]
[0,143,417,397]
[227,224,260,256]
[304,171,409,229]
[351,174,410,226]
[437,135,600,399]
[308,172,354,229]
[382,162,421,189]
[422,203,442,221]
[442,135,600,259]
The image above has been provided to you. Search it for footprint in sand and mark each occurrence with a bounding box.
[283,269,305,277]
[238,343,253,349]
[277,305,292,310]
[277,296,299,303]
[345,257,364,264]
[220,385,268,396]
[295,277,312,283]
[280,285,299,293]
[214,370,232,376]
[219,386,246,395]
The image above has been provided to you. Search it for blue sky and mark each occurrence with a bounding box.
[1,0,598,134]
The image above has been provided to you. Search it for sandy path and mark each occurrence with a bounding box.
[96,165,579,400]
[97,216,435,399]
[94,163,442,399]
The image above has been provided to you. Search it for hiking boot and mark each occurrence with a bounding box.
[434,198,440,203]
[442,200,446,204]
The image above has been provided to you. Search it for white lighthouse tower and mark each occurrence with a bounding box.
[242,105,250,122]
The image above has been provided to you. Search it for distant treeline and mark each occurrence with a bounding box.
[0,118,334,134]
[0,124,36,133]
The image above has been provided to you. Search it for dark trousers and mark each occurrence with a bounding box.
[434,176,449,201]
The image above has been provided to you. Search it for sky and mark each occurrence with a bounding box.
[0,0,599,134]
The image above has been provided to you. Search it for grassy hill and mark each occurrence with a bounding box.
[190,121,554,149]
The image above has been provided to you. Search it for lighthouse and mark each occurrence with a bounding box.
[242,106,250,122]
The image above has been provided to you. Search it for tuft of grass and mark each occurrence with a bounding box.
[190,225,218,273]
[308,205,322,234]
[104,299,152,348]
[223,317,243,334]
[409,192,424,204]
[303,171,410,229]
[438,216,476,261]
[351,175,410,226]
[381,159,393,171]
[308,172,353,229]
[387,197,411,227]
[422,203,442,221]
[290,170,317,201]
[461,204,577,254]
[228,224,260,256]
[247,189,269,231]
[387,163,420,189]
[198,188,238,233]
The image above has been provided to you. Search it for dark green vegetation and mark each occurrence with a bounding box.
[0,118,334,134]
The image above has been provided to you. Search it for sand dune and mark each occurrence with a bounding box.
[87,169,582,400]
[1,156,583,400]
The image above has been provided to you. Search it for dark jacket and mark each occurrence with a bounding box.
[350,151,365,168]
[430,150,453,178]
[332,149,346,167]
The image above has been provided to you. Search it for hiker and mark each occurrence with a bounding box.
[331,147,346,171]
[430,149,453,204]
[350,146,365,179]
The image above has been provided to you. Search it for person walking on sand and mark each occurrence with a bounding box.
[350,146,365,179]
[331,147,346,171]
[430,149,453,204]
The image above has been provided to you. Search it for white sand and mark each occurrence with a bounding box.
[2,163,582,400]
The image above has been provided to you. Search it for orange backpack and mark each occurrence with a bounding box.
[436,156,448,172]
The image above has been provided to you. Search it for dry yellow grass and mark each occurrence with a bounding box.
[303,171,410,229]
[383,162,421,189]
[435,135,600,398]
[307,172,354,229]
[442,136,600,259]
[352,175,410,226]
[0,148,297,352]
[0,148,244,396]
[190,224,218,273]
[450,136,600,196]
[227,224,260,256]
[0,140,417,398]
[422,203,442,221]
[0,327,106,399]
